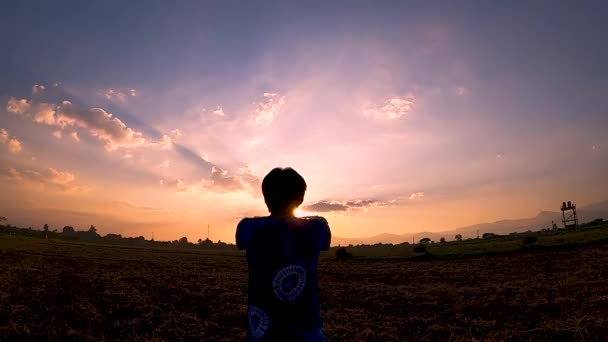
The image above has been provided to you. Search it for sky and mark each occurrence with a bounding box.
[1,1,607,243]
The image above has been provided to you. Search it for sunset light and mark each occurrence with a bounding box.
[2,2,608,341]
[0,2,606,245]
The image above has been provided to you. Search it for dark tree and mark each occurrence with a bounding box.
[482,233,495,239]
[89,225,97,233]
[455,234,463,241]
[440,237,446,243]
[62,226,75,234]
[43,224,49,232]
[179,236,188,244]
[419,237,431,245]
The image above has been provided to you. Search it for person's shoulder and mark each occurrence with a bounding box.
[299,216,329,228]
[299,216,331,249]
[237,216,274,229]
[300,216,329,229]
[236,217,274,249]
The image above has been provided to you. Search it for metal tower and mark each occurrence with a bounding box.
[561,201,578,228]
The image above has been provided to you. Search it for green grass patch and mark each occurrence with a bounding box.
[0,234,43,251]
[327,223,608,259]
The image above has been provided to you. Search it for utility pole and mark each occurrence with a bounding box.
[207,224,210,240]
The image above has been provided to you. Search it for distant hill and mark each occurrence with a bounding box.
[332,200,608,246]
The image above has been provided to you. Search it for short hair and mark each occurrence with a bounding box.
[262,167,307,215]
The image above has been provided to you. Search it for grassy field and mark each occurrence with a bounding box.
[1,235,607,341]
[336,223,608,259]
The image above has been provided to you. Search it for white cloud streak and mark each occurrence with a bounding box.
[251,92,286,127]
[100,88,137,103]
[409,191,425,199]
[1,166,87,192]
[212,106,225,117]
[364,94,416,120]
[160,166,261,195]
[7,97,152,151]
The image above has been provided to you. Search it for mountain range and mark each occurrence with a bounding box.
[332,200,608,246]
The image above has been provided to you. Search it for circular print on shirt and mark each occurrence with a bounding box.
[272,265,307,302]
[248,305,269,339]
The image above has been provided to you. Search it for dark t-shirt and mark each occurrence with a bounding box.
[236,216,331,341]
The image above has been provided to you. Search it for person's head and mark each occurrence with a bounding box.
[262,167,307,216]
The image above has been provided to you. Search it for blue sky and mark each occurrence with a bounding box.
[1,1,607,242]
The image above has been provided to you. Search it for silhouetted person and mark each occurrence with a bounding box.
[236,167,331,341]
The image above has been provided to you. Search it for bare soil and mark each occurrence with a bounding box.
[0,241,607,341]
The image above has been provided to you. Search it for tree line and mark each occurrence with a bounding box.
[0,220,236,250]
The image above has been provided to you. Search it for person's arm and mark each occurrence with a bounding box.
[309,216,331,251]
[235,218,254,250]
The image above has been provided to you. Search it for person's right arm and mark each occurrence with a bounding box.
[236,218,254,250]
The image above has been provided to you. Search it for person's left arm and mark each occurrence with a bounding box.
[304,216,331,251]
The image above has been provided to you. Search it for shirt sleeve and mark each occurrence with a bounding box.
[312,216,331,251]
[236,218,254,250]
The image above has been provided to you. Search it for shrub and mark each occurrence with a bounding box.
[523,236,538,248]
[335,247,353,260]
[413,244,426,255]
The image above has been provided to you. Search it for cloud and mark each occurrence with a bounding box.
[0,129,8,143]
[70,132,80,142]
[160,166,261,195]
[455,87,467,96]
[52,130,62,139]
[57,101,147,150]
[302,201,349,212]
[251,92,286,127]
[32,84,46,95]
[201,166,261,194]
[301,199,390,213]
[409,192,425,200]
[0,128,23,154]
[1,166,87,192]
[7,97,148,151]
[159,178,185,191]
[213,106,225,117]
[8,139,23,154]
[161,159,170,168]
[7,97,31,114]
[170,129,183,137]
[159,134,172,150]
[32,103,57,125]
[364,94,416,120]
[100,88,137,103]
